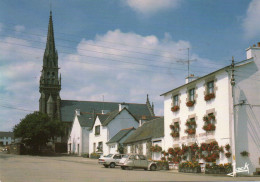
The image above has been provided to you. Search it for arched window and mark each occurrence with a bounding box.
[47,72,50,78]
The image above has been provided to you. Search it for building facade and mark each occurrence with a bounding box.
[0,132,14,146]
[161,43,260,175]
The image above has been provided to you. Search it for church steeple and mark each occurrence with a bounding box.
[43,11,58,68]
[39,11,61,119]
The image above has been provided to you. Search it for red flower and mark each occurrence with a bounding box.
[186,100,195,107]
[204,93,215,101]
[171,105,180,112]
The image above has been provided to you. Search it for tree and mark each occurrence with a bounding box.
[13,111,65,153]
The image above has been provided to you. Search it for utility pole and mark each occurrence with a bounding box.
[230,56,237,177]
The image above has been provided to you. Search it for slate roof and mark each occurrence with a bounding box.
[90,108,138,129]
[60,100,153,123]
[160,58,253,96]
[77,113,93,127]
[0,132,14,138]
[107,127,136,144]
[123,117,164,144]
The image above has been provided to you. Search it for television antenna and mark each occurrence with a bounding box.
[177,48,197,78]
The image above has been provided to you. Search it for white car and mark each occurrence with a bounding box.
[119,154,157,171]
[98,154,124,168]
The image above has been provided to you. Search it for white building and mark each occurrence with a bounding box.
[106,127,136,154]
[0,132,14,146]
[67,109,92,155]
[89,104,139,156]
[161,43,260,175]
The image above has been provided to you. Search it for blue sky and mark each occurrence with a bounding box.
[0,0,260,131]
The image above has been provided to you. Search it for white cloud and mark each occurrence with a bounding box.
[125,0,180,15]
[14,25,25,32]
[243,0,260,39]
[0,28,216,131]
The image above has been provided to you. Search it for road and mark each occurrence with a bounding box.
[0,153,259,182]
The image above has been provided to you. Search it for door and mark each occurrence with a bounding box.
[138,155,148,168]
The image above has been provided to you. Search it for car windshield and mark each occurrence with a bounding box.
[122,155,129,158]
[104,154,113,158]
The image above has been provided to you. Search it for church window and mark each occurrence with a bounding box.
[52,72,55,78]
[47,72,50,78]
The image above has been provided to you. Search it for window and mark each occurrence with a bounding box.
[95,125,100,135]
[113,154,122,159]
[138,155,146,160]
[173,95,179,106]
[189,88,195,101]
[96,142,103,152]
[207,81,214,94]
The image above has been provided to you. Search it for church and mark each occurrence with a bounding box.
[39,11,156,151]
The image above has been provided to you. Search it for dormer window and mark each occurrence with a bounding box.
[95,125,100,135]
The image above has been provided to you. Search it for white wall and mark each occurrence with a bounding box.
[68,116,81,155]
[234,46,260,174]
[163,70,231,164]
[89,117,107,154]
[89,109,139,155]
[162,45,260,174]
[0,137,12,145]
[108,143,117,154]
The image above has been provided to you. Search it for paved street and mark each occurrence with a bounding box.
[0,153,260,182]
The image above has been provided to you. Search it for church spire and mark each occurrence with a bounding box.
[39,11,61,119]
[43,11,58,68]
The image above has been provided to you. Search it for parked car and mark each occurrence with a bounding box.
[98,154,124,168]
[119,154,157,171]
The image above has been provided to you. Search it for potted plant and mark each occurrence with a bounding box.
[186,100,195,107]
[171,105,180,112]
[204,93,215,101]
[225,152,231,158]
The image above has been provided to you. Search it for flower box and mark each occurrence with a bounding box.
[185,128,196,135]
[150,145,162,152]
[203,123,216,131]
[186,100,195,107]
[225,152,231,158]
[178,162,201,173]
[171,105,180,112]
[204,93,215,101]
[171,132,179,138]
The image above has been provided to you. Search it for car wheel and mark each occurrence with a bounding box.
[103,165,109,168]
[110,163,116,168]
[121,166,125,170]
[150,165,157,171]
[126,166,133,170]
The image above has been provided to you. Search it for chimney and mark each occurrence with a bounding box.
[246,42,260,59]
[119,102,128,111]
[101,110,110,114]
[75,109,80,116]
[185,74,199,83]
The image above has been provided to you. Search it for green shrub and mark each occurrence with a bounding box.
[90,152,100,159]
[82,153,89,158]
